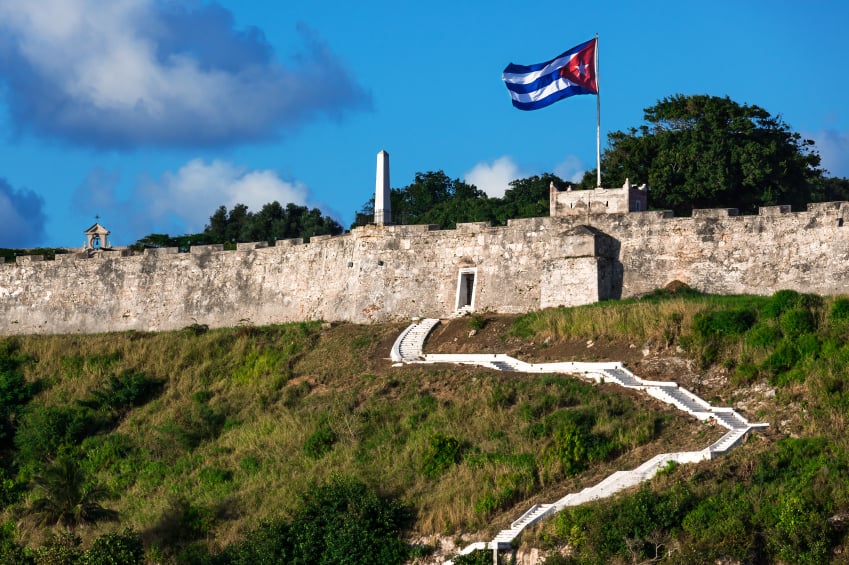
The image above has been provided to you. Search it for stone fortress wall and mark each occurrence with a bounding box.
[2,196,849,335]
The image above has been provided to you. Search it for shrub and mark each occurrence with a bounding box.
[763,289,802,319]
[468,314,487,331]
[830,297,849,321]
[692,309,757,339]
[795,333,821,359]
[83,529,145,565]
[288,476,410,565]
[36,531,83,564]
[545,422,588,476]
[453,550,492,565]
[744,324,783,348]
[0,521,31,564]
[217,519,291,564]
[303,423,337,459]
[14,405,99,469]
[761,340,800,382]
[160,392,225,451]
[80,371,164,416]
[732,363,759,386]
[421,434,466,478]
[780,308,815,338]
[0,341,38,447]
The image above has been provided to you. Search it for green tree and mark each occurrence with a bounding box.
[812,175,849,203]
[351,170,566,229]
[287,476,410,565]
[27,456,118,532]
[580,94,823,215]
[82,529,144,565]
[0,340,38,449]
[495,174,561,223]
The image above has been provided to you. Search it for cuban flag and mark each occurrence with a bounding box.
[502,38,598,111]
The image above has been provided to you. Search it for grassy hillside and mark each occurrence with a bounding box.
[1,287,848,563]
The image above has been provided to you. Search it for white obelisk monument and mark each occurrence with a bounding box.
[374,150,391,225]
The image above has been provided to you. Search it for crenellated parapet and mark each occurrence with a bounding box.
[3,200,849,334]
[550,179,649,217]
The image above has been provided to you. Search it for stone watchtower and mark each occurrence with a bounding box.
[83,222,111,250]
[550,179,648,217]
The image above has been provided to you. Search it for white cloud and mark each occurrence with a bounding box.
[72,159,312,241]
[810,129,849,178]
[142,159,309,233]
[464,154,588,197]
[0,0,370,147]
[464,156,521,198]
[553,154,587,184]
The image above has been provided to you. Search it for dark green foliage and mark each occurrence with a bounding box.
[35,531,83,564]
[545,422,588,476]
[82,529,144,565]
[692,309,756,338]
[554,484,695,563]
[829,297,849,321]
[510,314,536,339]
[0,521,32,565]
[352,171,562,229]
[780,307,815,337]
[160,392,225,451]
[131,200,343,250]
[184,323,210,336]
[452,549,492,565]
[488,382,517,408]
[216,519,291,564]
[468,314,486,331]
[761,340,801,382]
[27,456,118,531]
[690,308,757,366]
[579,94,823,215]
[421,434,466,478]
[14,406,98,469]
[744,323,782,348]
[556,437,846,564]
[0,340,38,447]
[732,362,759,386]
[303,423,337,459]
[14,372,161,471]
[78,371,163,416]
[763,289,803,319]
[205,202,343,244]
[286,476,410,565]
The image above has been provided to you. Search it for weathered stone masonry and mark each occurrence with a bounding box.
[2,201,849,335]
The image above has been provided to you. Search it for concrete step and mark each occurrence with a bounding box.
[603,368,641,386]
[713,412,748,430]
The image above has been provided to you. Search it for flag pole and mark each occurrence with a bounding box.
[595,33,601,188]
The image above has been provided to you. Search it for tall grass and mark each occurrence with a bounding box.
[0,320,702,557]
[511,292,758,344]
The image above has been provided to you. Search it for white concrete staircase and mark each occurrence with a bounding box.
[389,319,769,565]
[390,317,441,363]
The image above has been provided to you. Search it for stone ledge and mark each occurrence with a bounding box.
[692,208,739,218]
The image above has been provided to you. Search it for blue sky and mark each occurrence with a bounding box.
[1,0,848,248]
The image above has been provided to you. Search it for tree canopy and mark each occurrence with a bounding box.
[579,94,824,215]
[131,202,343,250]
[205,201,343,243]
[351,171,560,229]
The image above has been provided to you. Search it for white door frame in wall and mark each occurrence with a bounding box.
[454,267,477,312]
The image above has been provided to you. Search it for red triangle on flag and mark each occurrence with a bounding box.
[558,38,598,93]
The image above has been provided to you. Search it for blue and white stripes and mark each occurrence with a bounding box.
[502,38,598,111]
